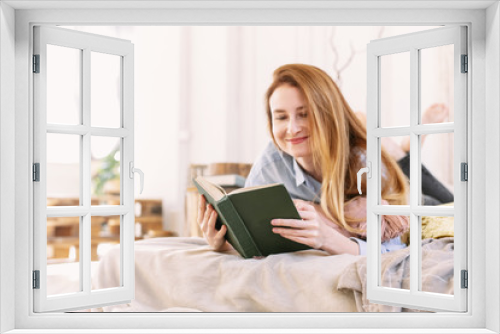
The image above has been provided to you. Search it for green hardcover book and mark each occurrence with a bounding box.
[193,175,311,258]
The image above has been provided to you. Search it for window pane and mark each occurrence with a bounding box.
[380,52,410,128]
[420,45,454,124]
[47,45,81,125]
[91,52,121,128]
[420,215,454,295]
[379,215,410,291]
[47,216,81,296]
[91,137,121,205]
[380,136,410,206]
[420,133,454,206]
[91,215,121,290]
[47,133,81,206]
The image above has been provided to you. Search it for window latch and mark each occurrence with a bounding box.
[129,162,144,194]
[357,162,371,195]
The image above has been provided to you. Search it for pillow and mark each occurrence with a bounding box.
[400,202,454,245]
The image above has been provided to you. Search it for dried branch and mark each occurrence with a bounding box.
[329,26,386,87]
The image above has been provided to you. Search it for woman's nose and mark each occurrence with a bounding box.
[287,118,301,134]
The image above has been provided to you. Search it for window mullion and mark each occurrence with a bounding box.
[409,47,420,294]
[45,124,130,137]
[453,26,468,310]
[121,49,135,291]
[372,205,454,216]
[372,123,454,138]
[81,47,91,295]
[33,29,49,304]
[366,48,380,294]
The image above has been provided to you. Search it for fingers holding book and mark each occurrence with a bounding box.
[197,195,233,252]
[271,199,327,250]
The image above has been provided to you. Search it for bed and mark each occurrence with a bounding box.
[87,235,454,313]
[46,213,455,313]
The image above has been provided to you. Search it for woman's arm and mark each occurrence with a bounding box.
[343,197,409,242]
[271,200,360,255]
[339,197,409,255]
[271,198,409,256]
[350,236,407,256]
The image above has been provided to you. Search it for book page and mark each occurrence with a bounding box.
[229,183,280,195]
[195,176,227,201]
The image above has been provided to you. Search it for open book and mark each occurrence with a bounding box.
[193,176,311,258]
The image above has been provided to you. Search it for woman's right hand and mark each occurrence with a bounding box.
[197,195,232,252]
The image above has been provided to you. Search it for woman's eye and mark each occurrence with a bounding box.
[274,116,287,121]
[299,113,308,118]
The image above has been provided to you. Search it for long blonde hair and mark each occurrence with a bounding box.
[265,64,408,234]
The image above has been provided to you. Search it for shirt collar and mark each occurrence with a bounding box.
[276,148,307,187]
[292,158,306,187]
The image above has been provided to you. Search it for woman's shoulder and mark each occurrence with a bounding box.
[245,141,291,187]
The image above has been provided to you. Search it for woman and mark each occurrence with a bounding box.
[198,64,410,255]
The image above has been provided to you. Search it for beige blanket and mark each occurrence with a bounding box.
[91,237,454,313]
[92,237,360,312]
[337,237,455,312]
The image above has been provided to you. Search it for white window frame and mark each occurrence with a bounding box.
[33,25,136,312]
[365,26,468,312]
[1,1,498,333]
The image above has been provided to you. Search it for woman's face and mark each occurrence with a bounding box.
[270,84,312,161]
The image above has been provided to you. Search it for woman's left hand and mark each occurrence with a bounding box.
[271,199,331,250]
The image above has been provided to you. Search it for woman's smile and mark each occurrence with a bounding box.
[286,136,309,145]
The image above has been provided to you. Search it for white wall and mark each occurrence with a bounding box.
[132,26,182,224]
